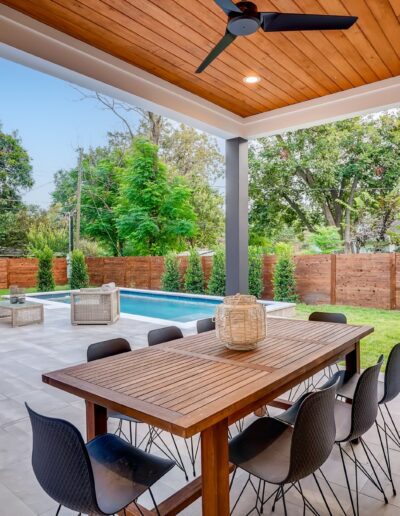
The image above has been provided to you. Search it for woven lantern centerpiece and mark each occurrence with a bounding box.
[216,294,266,351]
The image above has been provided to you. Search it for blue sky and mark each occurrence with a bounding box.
[0,57,142,207]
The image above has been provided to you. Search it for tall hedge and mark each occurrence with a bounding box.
[184,249,204,294]
[70,250,89,289]
[249,246,263,298]
[36,245,55,292]
[162,253,181,292]
[273,243,298,302]
[207,248,226,296]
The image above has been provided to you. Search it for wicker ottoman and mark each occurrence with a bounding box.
[0,300,44,327]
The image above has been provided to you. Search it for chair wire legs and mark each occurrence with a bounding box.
[115,419,196,480]
[55,505,61,516]
[184,435,200,477]
[230,472,333,516]
[288,363,340,402]
[338,440,388,516]
[380,403,400,446]
[113,419,150,449]
[148,487,161,516]
[317,467,346,515]
[376,418,397,496]
[375,403,400,496]
[146,427,189,481]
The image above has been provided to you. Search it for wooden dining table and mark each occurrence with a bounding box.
[43,317,373,516]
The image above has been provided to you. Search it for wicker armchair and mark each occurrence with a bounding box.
[70,284,120,325]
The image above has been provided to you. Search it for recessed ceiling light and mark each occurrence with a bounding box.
[243,75,261,84]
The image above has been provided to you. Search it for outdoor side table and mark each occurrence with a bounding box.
[0,300,44,327]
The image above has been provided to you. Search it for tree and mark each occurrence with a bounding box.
[0,125,33,212]
[0,205,46,255]
[249,112,400,252]
[184,249,204,294]
[70,91,225,250]
[36,246,55,292]
[52,144,126,256]
[304,226,343,254]
[161,253,181,292]
[116,138,197,255]
[70,250,89,289]
[249,247,264,298]
[0,125,34,254]
[81,149,126,256]
[273,243,298,302]
[162,124,224,248]
[28,223,68,257]
[27,205,69,256]
[352,187,400,251]
[207,248,225,296]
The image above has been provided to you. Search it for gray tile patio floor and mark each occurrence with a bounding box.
[1,304,400,515]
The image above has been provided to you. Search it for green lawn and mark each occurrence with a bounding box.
[296,303,400,370]
[0,285,70,296]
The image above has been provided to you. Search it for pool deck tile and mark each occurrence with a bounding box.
[0,304,399,515]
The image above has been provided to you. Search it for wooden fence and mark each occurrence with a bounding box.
[263,253,399,310]
[0,258,67,289]
[0,254,398,310]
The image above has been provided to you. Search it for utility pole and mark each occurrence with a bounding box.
[75,147,83,248]
[68,212,74,254]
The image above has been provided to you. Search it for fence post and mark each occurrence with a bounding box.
[330,254,337,305]
[148,257,152,290]
[7,258,10,289]
[390,253,396,310]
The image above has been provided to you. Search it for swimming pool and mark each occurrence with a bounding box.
[31,289,295,325]
[32,290,221,323]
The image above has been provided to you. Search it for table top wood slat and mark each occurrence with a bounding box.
[43,318,373,437]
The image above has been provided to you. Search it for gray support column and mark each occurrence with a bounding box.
[225,137,249,295]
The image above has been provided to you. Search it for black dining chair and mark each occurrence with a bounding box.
[26,403,174,516]
[337,343,400,497]
[229,381,338,515]
[87,338,149,448]
[278,355,386,516]
[148,325,183,346]
[309,311,347,324]
[288,312,347,401]
[147,326,199,478]
[196,317,215,333]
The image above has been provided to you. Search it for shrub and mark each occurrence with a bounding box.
[28,223,68,257]
[304,226,343,254]
[207,248,225,296]
[184,249,204,294]
[273,243,298,302]
[36,245,55,292]
[70,250,89,289]
[77,239,109,257]
[249,246,263,298]
[162,253,181,292]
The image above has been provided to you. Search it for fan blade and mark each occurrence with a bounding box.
[196,31,237,73]
[214,0,242,15]
[261,12,358,32]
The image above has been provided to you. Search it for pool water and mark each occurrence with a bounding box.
[33,290,221,322]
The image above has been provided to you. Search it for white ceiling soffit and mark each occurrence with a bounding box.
[1,4,399,141]
[242,75,400,139]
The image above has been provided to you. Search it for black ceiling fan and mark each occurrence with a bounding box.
[196,0,357,73]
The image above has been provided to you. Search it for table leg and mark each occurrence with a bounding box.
[201,418,230,516]
[86,401,107,441]
[346,341,361,375]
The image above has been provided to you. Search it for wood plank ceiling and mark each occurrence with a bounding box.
[3,0,400,117]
